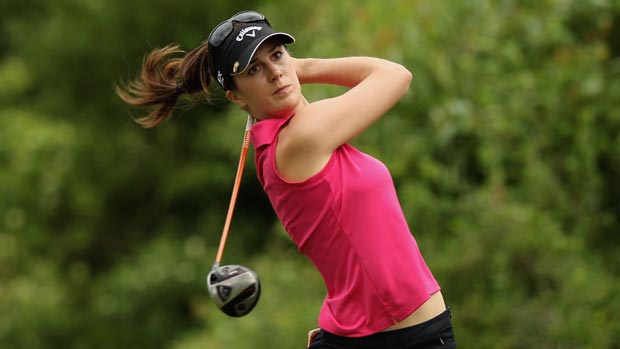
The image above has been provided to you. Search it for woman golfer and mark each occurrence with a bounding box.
[117,10,456,349]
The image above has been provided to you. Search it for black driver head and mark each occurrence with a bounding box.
[207,264,261,317]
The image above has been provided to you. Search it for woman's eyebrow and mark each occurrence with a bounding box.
[249,43,281,65]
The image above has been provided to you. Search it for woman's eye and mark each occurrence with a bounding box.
[248,65,259,75]
[273,51,282,60]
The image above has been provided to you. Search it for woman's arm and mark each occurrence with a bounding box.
[277,56,412,181]
[294,57,411,90]
[292,56,412,148]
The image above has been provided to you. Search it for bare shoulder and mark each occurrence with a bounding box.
[274,110,333,183]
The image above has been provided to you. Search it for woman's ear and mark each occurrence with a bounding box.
[226,90,246,109]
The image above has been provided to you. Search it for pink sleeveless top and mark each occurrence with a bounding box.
[251,116,440,337]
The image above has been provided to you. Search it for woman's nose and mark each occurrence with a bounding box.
[267,63,283,80]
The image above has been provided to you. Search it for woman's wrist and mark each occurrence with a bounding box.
[293,57,310,84]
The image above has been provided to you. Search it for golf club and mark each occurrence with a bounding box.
[206,115,261,317]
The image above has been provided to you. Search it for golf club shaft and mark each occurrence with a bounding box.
[214,115,253,266]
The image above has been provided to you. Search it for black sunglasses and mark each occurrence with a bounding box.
[208,11,267,47]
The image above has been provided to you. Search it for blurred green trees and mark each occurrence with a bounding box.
[1,0,619,348]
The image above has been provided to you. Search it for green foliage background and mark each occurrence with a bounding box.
[1,0,619,348]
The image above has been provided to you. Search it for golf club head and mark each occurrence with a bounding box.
[207,264,261,317]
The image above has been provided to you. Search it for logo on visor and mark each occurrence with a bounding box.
[236,26,262,41]
[217,71,224,87]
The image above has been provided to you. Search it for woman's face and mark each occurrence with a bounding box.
[226,39,303,120]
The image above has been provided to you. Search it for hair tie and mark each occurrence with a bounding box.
[175,83,183,95]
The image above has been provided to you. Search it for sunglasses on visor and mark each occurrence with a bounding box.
[208,11,267,47]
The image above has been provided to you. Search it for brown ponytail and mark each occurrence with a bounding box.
[116,41,213,128]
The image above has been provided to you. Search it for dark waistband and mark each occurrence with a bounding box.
[320,308,452,347]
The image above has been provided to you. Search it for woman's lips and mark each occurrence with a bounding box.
[273,85,290,95]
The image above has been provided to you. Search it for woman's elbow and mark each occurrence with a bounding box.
[401,65,413,87]
[393,64,412,96]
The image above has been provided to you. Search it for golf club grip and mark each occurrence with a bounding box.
[215,116,253,264]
